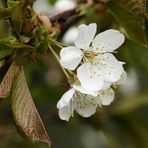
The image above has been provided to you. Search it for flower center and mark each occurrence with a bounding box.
[84,51,97,61]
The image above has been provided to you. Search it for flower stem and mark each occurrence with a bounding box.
[48,44,70,78]
[48,37,66,48]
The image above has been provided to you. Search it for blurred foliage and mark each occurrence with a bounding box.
[0,0,148,148]
[48,0,57,5]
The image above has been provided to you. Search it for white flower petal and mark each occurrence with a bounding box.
[60,46,83,70]
[57,88,75,109]
[62,27,78,44]
[73,84,99,97]
[116,71,127,85]
[58,106,71,121]
[75,23,96,50]
[103,81,112,90]
[55,0,76,13]
[99,88,114,105]
[77,62,104,91]
[92,29,125,53]
[119,61,126,65]
[75,95,97,117]
[98,53,124,82]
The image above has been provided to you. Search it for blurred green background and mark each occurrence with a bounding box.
[0,0,148,148]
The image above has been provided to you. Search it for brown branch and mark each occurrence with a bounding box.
[49,8,84,37]
[49,1,107,34]
[50,8,78,24]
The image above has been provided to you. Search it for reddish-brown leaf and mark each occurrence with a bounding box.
[0,62,20,98]
[11,68,51,147]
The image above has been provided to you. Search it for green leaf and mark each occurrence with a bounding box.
[0,7,11,19]
[0,40,35,59]
[48,0,57,5]
[0,37,15,59]
[0,37,35,49]
[10,3,24,34]
[37,40,49,54]
[8,42,35,50]
[108,1,146,44]
[11,68,51,147]
[0,48,14,59]
[122,39,148,73]
[0,62,20,98]
[112,0,147,16]
[7,0,19,8]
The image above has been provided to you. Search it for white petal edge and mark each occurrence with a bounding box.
[58,106,71,121]
[103,81,112,90]
[77,62,104,91]
[60,46,83,70]
[57,88,75,109]
[116,71,127,85]
[74,23,97,50]
[92,29,125,53]
[99,88,115,105]
[72,84,99,97]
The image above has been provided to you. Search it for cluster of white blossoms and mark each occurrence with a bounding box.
[57,23,126,121]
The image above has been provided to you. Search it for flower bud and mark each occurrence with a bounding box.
[38,15,51,33]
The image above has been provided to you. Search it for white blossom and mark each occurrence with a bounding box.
[60,23,125,91]
[62,27,78,44]
[57,84,114,121]
[55,0,76,13]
